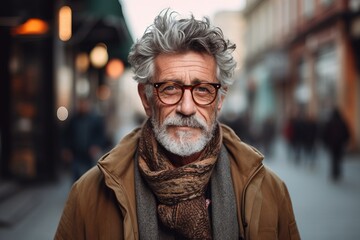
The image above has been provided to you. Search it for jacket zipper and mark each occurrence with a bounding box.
[240,163,264,240]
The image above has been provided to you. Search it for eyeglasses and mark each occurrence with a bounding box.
[153,81,221,106]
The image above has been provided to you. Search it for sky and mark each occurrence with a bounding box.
[119,0,245,40]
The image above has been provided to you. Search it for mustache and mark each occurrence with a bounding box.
[163,115,207,129]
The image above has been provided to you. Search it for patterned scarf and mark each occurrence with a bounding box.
[138,119,222,239]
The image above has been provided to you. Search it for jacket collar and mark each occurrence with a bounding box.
[221,123,264,176]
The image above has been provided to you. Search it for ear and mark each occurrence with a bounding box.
[138,83,153,117]
[216,87,227,111]
[217,94,226,112]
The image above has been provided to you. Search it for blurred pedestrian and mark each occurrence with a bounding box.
[303,112,318,167]
[293,113,308,164]
[261,116,276,159]
[55,9,300,240]
[62,97,106,182]
[322,107,350,181]
[283,115,295,158]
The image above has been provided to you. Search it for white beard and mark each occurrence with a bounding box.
[151,114,216,157]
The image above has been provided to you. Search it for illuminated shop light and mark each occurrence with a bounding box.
[59,6,72,41]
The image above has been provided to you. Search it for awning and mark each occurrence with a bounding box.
[67,0,133,65]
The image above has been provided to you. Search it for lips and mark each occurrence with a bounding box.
[175,126,195,131]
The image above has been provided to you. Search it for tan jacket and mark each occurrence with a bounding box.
[55,124,300,240]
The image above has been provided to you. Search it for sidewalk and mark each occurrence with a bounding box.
[0,172,72,240]
[265,137,360,240]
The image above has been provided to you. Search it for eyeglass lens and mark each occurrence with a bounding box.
[156,82,219,105]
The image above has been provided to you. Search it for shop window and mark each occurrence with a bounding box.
[315,45,338,120]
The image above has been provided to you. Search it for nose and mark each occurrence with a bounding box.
[176,89,196,116]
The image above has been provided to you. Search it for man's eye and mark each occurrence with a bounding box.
[195,86,211,93]
[161,84,181,94]
[163,85,176,91]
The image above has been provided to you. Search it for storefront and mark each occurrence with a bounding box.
[0,1,58,181]
[290,20,359,150]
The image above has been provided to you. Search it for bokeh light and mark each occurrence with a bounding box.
[106,58,124,80]
[75,53,90,73]
[90,43,108,68]
[59,6,72,41]
[96,85,111,101]
[57,106,69,121]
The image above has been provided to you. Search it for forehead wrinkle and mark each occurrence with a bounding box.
[166,59,213,71]
[160,72,212,84]
[155,52,217,83]
[159,65,210,76]
[161,62,215,79]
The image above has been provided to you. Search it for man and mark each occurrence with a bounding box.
[322,107,350,181]
[55,9,300,240]
[61,97,106,182]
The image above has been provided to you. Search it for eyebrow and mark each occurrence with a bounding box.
[161,78,208,85]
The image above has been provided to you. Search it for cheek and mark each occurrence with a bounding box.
[153,103,175,124]
[200,105,219,122]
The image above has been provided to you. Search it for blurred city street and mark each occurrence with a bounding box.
[266,138,360,240]
[1,0,360,239]
[0,136,359,240]
[0,171,72,240]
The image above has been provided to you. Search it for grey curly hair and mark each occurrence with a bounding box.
[128,9,237,96]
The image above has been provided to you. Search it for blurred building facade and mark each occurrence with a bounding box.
[243,0,360,151]
[0,0,57,181]
[213,11,248,116]
[0,0,133,182]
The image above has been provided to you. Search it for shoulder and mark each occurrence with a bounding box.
[259,165,292,203]
[66,166,121,220]
[262,165,284,185]
[69,167,107,204]
[75,166,104,189]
